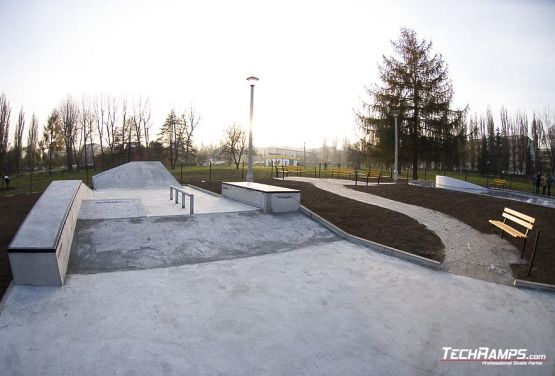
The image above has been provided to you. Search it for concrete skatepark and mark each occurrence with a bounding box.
[1,162,554,375]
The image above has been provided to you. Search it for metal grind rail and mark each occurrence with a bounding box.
[169,185,195,214]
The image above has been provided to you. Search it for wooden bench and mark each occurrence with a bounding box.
[275,165,305,179]
[330,168,353,179]
[489,207,535,258]
[286,166,305,176]
[490,178,507,189]
[358,169,382,185]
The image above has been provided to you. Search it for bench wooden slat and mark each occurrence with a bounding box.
[489,220,526,238]
[504,207,535,224]
[501,212,534,230]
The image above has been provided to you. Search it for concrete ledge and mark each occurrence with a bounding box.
[513,279,555,292]
[299,206,443,270]
[8,180,92,286]
[222,182,300,213]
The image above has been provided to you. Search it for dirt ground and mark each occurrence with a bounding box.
[0,193,41,299]
[190,178,445,262]
[351,184,555,284]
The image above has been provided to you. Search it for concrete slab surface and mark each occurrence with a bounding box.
[1,242,554,375]
[79,187,257,219]
[69,212,337,274]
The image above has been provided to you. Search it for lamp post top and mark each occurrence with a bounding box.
[247,76,259,85]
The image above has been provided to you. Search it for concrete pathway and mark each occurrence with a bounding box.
[1,241,553,375]
[283,177,525,285]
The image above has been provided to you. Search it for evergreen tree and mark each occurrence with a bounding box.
[478,136,489,175]
[358,28,464,179]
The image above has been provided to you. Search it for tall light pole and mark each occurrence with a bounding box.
[246,76,259,182]
[391,109,400,183]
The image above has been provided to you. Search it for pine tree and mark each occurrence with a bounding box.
[358,28,464,179]
[478,136,489,175]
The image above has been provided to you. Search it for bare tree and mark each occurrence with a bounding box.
[14,107,25,175]
[181,105,200,165]
[59,97,80,170]
[119,97,128,162]
[0,93,11,174]
[104,96,119,166]
[79,97,95,168]
[219,124,247,169]
[94,95,107,169]
[541,107,555,174]
[27,113,39,172]
[137,97,152,160]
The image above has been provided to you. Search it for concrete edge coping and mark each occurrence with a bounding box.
[513,279,555,292]
[8,180,85,251]
[298,206,443,270]
[185,184,222,197]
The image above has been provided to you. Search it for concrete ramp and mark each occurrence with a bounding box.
[92,162,179,189]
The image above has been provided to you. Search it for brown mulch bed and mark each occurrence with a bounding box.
[189,178,444,262]
[351,184,555,284]
[0,193,41,299]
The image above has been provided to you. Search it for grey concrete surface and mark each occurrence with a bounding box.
[283,177,527,285]
[92,161,180,189]
[69,211,337,274]
[81,187,257,219]
[1,242,554,375]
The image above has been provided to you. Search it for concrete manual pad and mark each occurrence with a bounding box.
[69,211,338,274]
[1,242,554,375]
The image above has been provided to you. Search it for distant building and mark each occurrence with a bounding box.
[262,147,313,166]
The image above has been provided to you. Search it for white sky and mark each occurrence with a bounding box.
[1,0,554,149]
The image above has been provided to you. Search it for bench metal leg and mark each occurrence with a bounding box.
[521,238,527,259]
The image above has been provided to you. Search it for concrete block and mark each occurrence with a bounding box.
[8,180,91,286]
[222,182,300,213]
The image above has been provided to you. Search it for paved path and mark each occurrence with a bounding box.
[284,177,525,285]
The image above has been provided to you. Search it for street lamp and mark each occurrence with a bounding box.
[390,109,400,183]
[246,76,259,182]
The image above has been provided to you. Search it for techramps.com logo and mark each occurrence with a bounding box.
[441,347,547,366]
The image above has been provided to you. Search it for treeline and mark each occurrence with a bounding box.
[0,92,208,176]
[350,107,555,176]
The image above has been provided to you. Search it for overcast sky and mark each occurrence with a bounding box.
[1,0,554,149]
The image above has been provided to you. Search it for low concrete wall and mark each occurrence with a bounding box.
[222,182,300,213]
[8,180,92,286]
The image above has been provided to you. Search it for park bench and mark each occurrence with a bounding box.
[358,169,382,185]
[489,207,535,258]
[286,165,305,176]
[275,165,305,179]
[330,168,353,179]
[490,178,507,189]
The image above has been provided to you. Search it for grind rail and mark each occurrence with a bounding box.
[169,185,195,214]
